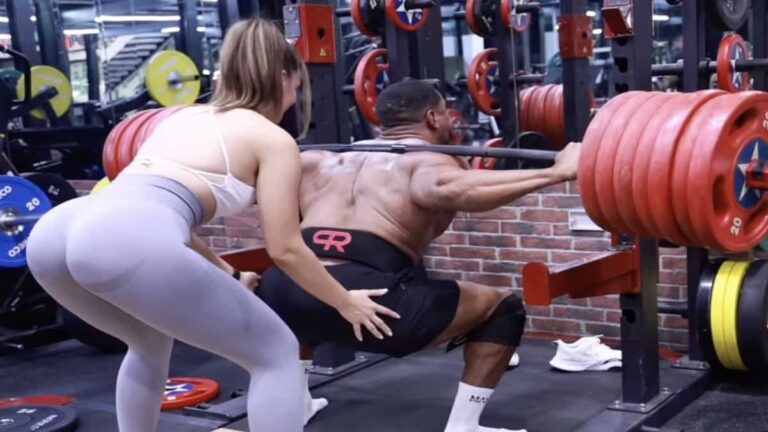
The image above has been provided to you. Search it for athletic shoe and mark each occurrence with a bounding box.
[507,352,521,369]
[549,335,622,372]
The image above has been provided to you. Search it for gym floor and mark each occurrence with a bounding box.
[1,338,766,431]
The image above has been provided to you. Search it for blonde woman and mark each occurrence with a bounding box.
[26,18,398,432]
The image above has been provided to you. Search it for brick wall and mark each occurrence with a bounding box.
[71,179,690,351]
[422,181,690,352]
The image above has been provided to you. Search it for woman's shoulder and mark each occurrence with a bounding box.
[218,108,294,143]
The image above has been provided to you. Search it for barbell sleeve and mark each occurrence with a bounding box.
[651,58,768,77]
[168,75,200,85]
[0,213,41,229]
[298,143,557,161]
[514,2,541,13]
[455,74,545,88]
[404,0,435,9]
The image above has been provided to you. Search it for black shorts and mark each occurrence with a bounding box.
[256,228,460,358]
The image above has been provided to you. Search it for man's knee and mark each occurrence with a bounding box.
[465,294,526,347]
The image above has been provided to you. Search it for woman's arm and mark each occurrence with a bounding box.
[189,233,235,276]
[254,132,399,340]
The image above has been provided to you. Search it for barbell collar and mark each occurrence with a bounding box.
[298,143,557,162]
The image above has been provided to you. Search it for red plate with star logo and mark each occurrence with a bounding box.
[162,377,220,411]
[385,0,429,32]
[684,92,768,252]
[717,34,751,93]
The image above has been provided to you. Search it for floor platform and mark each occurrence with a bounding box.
[2,337,765,431]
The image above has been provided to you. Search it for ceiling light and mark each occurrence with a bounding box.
[96,15,181,23]
[64,28,100,36]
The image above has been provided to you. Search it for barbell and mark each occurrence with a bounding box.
[8,89,768,267]
[652,34,759,93]
[298,142,557,161]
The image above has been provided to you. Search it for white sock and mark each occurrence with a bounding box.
[444,382,526,432]
[301,360,328,426]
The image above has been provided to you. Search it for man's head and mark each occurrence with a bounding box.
[375,80,454,144]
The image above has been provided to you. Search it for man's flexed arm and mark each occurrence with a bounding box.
[410,142,581,213]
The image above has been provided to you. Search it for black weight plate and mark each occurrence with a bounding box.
[737,259,768,371]
[509,131,555,170]
[697,260,724,367]
[707,0,749,31]
[0,405,78,432]
[361,0,385,36]
[19,173,78,207]
[470,0,498,38]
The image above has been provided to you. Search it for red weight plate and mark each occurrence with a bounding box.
[116,109,158,176]
[385,0,429,32]
[542,85,562,150]
[102,121,124,180]
[717,34,751,93]
[685,92,768,252]
[0,395,75,408]
[631,93,687,238]
[133,105,190,159]
[467,48,500,116]
[351,0,379,37]
[546,85,564,149]
[354,48,388,125]
[579,93,634,231]
[519,86,536,131]
[554,85,566,148]
[162,377,220,411]
[103,112,146,180]
[501,0,531,32]
[612,92,672,236]
[472,138,504,170]
[663,90,729,245]
[595,92,657,233]
[465,0,484,37]
[528,84,555,136]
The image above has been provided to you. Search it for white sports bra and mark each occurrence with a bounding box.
[135,107,257,219]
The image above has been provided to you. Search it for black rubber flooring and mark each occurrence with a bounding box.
[0,338,623,432]
[664,374,768,432]
[3,336,765,432]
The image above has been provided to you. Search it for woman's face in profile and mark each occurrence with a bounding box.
[281,71,302,115]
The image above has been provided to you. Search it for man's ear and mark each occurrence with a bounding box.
[425,109,438,129]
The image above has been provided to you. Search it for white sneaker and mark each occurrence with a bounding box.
[507,352,520,368]
[549,335,622,372]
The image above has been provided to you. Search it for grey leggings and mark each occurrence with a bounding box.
[26,174,302,432]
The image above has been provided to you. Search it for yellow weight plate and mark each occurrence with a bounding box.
[16,65,73,120]
[90,177,110,194]
[722,260,749,371]
[711,261,734,369]
[145,50,201,107]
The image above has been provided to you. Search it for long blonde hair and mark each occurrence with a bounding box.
[212,18,311,136]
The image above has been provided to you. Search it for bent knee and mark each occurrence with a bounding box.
[466,294,526,347]
[251,322,300,368]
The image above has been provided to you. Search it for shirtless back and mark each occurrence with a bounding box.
[299,150,465,260]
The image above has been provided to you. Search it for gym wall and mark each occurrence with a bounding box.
[71,178,690,351]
